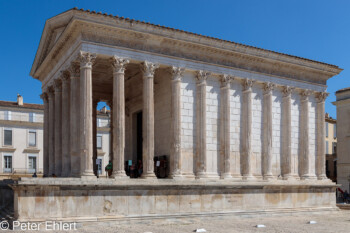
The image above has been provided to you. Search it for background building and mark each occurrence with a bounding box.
[0,95,110,179]
[325,113,337,182]
[333,88,350,192]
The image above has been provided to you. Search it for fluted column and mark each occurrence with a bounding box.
[170,66,185,179]
[93,99,98,176]
[141,61,159,179]
[111,56,129,178]
[281,86,296,180]
[316,92,329,180]
[299,90,316,180]
[54,79,62,176]
[61,71,71,177]
[107,101,113,165]
[195,70,210,179]
[40,92,49,177]
[262,82,275,180]
[79,51,96,177]
[220,74,233,179]
[69,62,81,177]
[241,79,254,180]
[47,87,55,176]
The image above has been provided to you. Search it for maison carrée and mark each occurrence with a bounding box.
[3,8,343,222]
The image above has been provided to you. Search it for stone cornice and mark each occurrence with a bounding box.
[31,10,342,86]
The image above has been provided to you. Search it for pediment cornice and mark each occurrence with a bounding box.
[31,9,342,85]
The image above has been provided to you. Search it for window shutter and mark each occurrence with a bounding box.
[29,131,36,146]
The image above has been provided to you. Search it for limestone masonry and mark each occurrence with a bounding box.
[4,8,343,222]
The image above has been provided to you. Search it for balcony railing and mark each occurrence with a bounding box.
[1,113,44,123]
[2,168,43,174]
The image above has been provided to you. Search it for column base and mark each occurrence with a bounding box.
[242,174,255,181]
[301,174,317,180]
[141,172,157,179]
[317,174,328,180]
[195,172,220,180]
[263,174,275,181]
[220,173,233,179]
[112,171,128,179]
[283,174,300,181]
[169,173,185,180]
[81,174,97,180]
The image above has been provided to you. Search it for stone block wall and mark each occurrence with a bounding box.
[291,92,300,175]
[180,72,196,176]
[178,73,321,178]
[206,77,220,175]
[272,88,282,176]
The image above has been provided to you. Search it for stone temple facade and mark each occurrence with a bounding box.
[4,8,343,222]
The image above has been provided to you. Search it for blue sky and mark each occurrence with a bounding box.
[0,0,349,117]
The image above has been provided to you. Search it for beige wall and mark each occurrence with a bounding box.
[333,89,350,192]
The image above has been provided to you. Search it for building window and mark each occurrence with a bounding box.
[29,131,36,147]
[4,129,12,146]
[326,141,329,154]
[97,134,102,149]
[96,157,103,175]
[3,155,12,173]
[28,155,37,173]
[332,142,337,154]
[334,124,336,138]
[325,122,328,137]
[97,119,101,127]
[4,111,11,120]
[29,112,35,122]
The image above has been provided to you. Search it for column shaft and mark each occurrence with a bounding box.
[316,92,328,179]
[47,87,55,176]
[141,61,158,179]
[262,83,275,180]
[242,79,254,180]
[220,75,232,179]
[195,71,210,179]
[93,100,98,176]
[170,67,184,178]
[299,90,316,179]
[111,56,129,178]
[69,63,81,177]
[281,86,295,179]
[79,51,96,177]
[40,93,49,177]
[61,72,71,177]
[54,79,62,176]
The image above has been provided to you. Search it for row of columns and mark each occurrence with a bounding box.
[41,50,328,180]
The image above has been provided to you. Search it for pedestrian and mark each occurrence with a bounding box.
[105,160,113,178]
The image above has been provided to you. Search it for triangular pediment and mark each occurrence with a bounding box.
[30,10,74,78]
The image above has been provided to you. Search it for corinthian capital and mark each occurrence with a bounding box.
[111,56,129,73]
[263,82,275,94]
[79,51,96,68]
[141,61,159,77]
[282,86,294,97]
[220,74,233,88]
[196,70,211,85]
[53,79,62,92]
[315,92,329,103]
[68,62,80,77]
[40,92,48,101]
[242,78,254,91]
[61,70,70,84]
[170,66,185,81]
[300,89,312,101]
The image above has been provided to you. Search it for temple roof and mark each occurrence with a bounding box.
[30,8,342,83]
